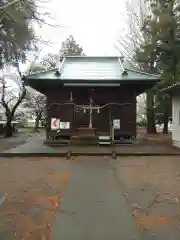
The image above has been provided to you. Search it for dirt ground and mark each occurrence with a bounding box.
[0,157,71,240]
[1,156,180,239]
[115,156,180,239]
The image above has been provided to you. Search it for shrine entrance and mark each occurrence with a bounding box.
[75,104,90,129]
[74,101,110,136]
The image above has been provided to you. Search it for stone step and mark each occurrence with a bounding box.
[98,136,111,146]
[98,142,111,146]
[71,135,98,146]
[44,139,70,146]
[113,140,134,144]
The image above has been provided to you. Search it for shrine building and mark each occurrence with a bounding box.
[23,56,159,145]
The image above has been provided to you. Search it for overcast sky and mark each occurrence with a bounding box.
[35,0,127,57]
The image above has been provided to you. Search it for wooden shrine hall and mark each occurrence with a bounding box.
[23,56,159,145]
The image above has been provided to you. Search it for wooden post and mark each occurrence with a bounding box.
[89,97,93,128]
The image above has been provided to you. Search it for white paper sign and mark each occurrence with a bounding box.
[51,118,60,130]
[113,119,120,129]
[60,122,70,129]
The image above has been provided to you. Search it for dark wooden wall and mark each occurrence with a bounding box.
[45,85,136,138]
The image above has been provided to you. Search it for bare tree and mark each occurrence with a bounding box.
[115,0,150,69]
[0,63,26,137]
[0,0,67,137]
[0,45,43,137]
[116,0,157,133]
[22,87,46,132]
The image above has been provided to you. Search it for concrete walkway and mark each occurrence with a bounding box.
[50,158,140,240]
[3,133,113,154]
[4,133,59,154]
[0,191,5,206]
[3,132,180,156]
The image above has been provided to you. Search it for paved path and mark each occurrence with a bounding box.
[0,191,5,206]
[50,158,140,240]
[3,133,113,154]
[4,132,180,155]
[4,132,58,153]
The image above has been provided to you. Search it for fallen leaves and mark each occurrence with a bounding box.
[172,198,179,204]
[0,170,71,240]
[135,212,178,230]
[131,191,180,233]
[131,203,141,210]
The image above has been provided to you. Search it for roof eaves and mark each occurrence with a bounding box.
[24,68,58,79]
[57,78,159,83]
[63,56,119,61]
[125,68,161,79]
[161,82,180,92]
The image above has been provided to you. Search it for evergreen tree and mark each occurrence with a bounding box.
[60,35,84,56]
[136,0,180,133]
[0,0,36,64]
[38,35,85,71]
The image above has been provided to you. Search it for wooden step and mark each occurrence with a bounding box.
[76,128,96,137]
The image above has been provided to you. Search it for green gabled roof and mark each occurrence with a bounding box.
[24,56,160,82]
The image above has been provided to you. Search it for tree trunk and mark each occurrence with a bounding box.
[34,113,41,132]
[4,118,13,138]
[146,90,156,134]
[163,102,169,134]
[163,113,168,134]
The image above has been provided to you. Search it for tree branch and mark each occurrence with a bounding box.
[0,70,11,115]
[0,0,23,11]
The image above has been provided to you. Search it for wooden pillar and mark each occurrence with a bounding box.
[45,100,49,140]
[46,98,52,140]
[133,92,137,139]
[70,103,75,138]
[108,103,112,137]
